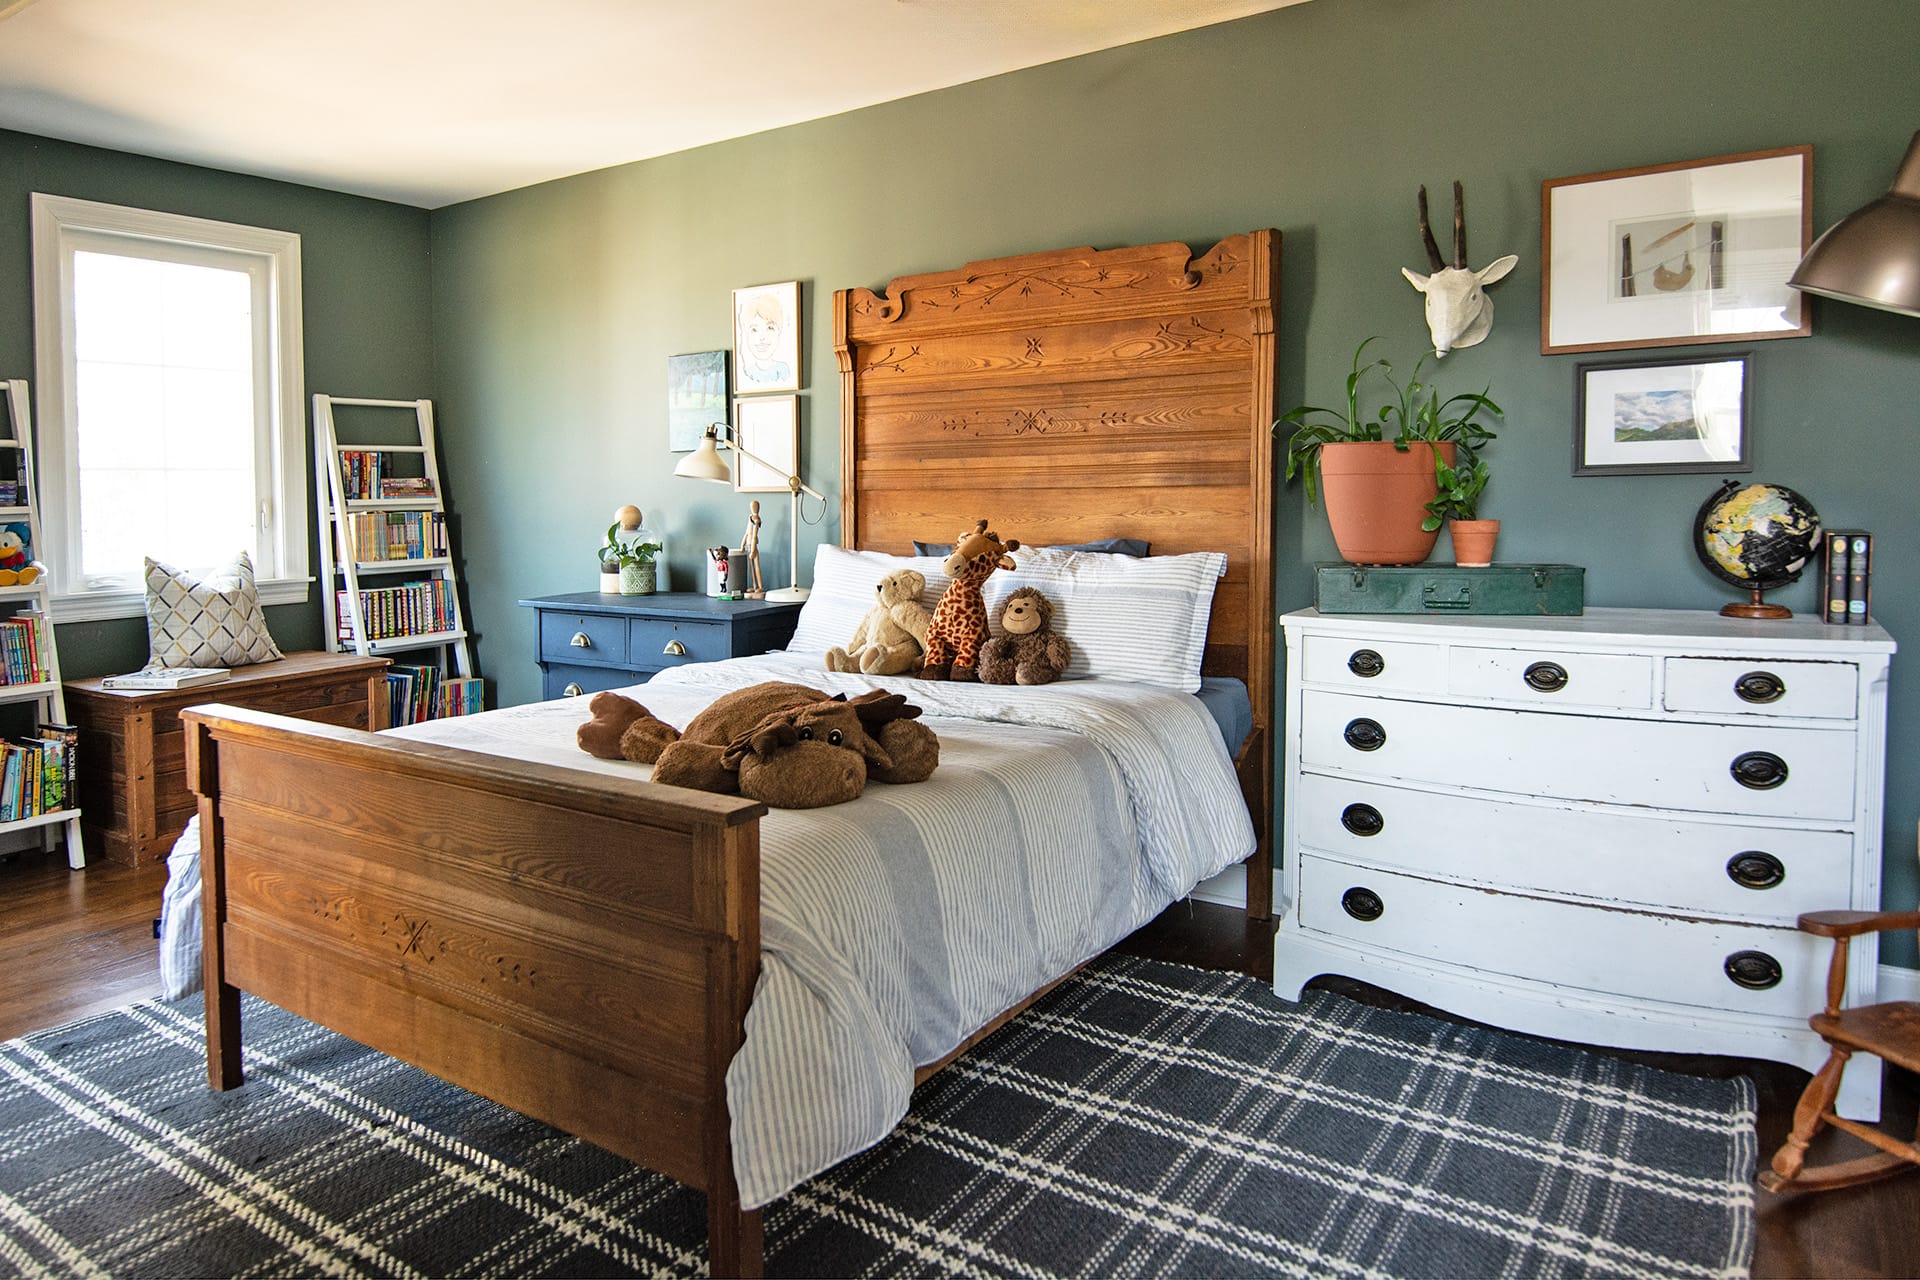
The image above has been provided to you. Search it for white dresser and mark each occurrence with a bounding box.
[1276,607,1896,1117]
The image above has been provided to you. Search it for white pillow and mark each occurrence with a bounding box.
[786,544,950,653]
[981,546,1226,691]
[143,551,285,669]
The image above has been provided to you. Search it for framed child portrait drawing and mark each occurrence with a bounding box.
[732,281,801,394]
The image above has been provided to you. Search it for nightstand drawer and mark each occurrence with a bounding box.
[542,663,642,700]
[1448,644,1654,709]
[539,612,629,667]
[629,617,729,668]
[1300,633,1446,691]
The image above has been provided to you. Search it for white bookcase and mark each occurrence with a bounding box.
[312,394,478,720]
[0,379,84,868]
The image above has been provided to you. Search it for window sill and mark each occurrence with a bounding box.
[49,576,313,625]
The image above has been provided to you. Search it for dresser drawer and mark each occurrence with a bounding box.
[542,663,642,700]
[538,612,629,667]
[1294,771,1855,922]
[1296,855,1830,1019]
[1448,644,1654,709]
[1299,633,1446,692]
[1300,688,1858,820]
[1663,656,1858,720]
[628,617,729,669]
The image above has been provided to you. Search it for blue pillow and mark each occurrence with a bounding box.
[911,537,1150,557]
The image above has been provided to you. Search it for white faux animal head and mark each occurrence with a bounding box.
[1402,182,1518,357]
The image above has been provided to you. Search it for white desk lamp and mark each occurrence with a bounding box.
[673,424,824,602]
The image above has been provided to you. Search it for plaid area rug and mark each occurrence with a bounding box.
[0,954,1754,1278]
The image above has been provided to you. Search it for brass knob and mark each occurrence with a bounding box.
[569,631,593,648]
[562,682,584,697]
[664,639,687,656]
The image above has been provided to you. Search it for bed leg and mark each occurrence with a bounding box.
[707,1200,763,1278]
[206,981,242,1089]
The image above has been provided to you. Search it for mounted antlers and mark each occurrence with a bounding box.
[1402,181,1518,357]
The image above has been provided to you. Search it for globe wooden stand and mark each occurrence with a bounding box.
[1722,586,1793,619]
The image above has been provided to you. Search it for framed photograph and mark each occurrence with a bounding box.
[731,394,798,493]
[732,281,801,394]
[1573,353,1751,476]
[666,350,729,452]
[1542,146,1812,355]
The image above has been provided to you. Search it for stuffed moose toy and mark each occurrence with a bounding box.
[577,680,940,808]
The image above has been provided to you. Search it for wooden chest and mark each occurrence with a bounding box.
[65,651,389,866]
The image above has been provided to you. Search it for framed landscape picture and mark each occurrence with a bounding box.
[667,350,728,452]
[1573,353,1751,476]
[1542,146,1811,354]
[732,281,801,394]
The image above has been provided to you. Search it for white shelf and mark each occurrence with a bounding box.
[348,557,452,574]
[355,630,469,655]
[0,679,60,702]
[343,497,442,511]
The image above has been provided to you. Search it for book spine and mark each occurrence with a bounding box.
[1824,531,1852,625]
[1847,533,1871,625]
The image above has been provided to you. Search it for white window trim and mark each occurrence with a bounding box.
[30,193,309,624]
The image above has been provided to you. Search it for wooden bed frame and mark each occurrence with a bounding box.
[186,231,1277,1278]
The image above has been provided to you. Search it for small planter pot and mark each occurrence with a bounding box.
[1449,518,1500,568]
[1318,440,1454,566]
[619,562,656,595]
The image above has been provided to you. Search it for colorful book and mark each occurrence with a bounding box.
[99,666,232,690]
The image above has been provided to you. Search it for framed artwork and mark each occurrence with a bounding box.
[1573,352,1751,476]
[731,394,798,493]
[666,349,728,452]
[1541,146,1812,355]
[732,281,801,394]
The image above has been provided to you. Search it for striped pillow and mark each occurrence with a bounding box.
[786,545,950,654]
[981,546,1226,691]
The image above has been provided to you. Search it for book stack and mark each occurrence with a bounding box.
[335,579,458,641]
[337,510,448,562]
[1821,530,1874,625]
[386,664,483,724]
[0,723,77,822]
[0,613,43,685]
[338,452,437,501]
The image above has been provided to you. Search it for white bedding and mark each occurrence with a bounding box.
[160,651,1255,1209]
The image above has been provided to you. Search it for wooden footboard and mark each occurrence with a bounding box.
[183,705,770,1277]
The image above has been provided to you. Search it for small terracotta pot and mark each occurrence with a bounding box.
[1317,441,1455,566]
[1450,518,1500,568]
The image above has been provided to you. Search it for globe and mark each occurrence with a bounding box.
[1693,480,1822,619]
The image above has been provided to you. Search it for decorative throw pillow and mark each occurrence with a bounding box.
[786,545,950,654]
[143,551,285,669]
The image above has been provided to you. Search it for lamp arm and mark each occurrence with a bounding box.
[726,437,825,501]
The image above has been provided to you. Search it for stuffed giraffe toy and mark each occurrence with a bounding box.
[921,519,1020,681]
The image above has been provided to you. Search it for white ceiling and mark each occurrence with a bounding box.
[0,0,1307,209]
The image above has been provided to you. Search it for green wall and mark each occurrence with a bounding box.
[430,0,1920,964]
[0,128,436,675]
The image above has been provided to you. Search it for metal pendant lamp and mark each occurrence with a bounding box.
[1788,129,1920,318]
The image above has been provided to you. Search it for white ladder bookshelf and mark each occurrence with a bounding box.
[0,379,84,868]
[312,394,478,719]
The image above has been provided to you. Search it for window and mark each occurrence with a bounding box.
[31,194,307,622]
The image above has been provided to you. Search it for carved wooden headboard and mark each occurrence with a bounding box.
[833,232,1279,910]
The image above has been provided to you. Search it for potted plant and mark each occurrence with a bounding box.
[601,522,663,595]
[1422,453,1499,567]
[1278,337,1501,565]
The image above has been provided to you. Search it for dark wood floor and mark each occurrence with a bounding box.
[5,848,1916,1277]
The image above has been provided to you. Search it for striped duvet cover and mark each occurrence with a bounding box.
[160,651,1255,1210]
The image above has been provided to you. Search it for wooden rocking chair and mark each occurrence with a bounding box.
[1760,908,1920,1193]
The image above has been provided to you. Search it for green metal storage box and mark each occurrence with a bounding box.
[1313,563,1585,615]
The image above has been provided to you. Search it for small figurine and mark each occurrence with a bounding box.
[741,500,765,599]
[708,545,733,598]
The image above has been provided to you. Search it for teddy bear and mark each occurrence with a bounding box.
[979,587,1070,686]
[920,520,1019,682]
[576,680,939,808]
[826,568,930,676]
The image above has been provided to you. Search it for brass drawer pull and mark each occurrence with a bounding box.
[1342,717,1386,752]
[569,631,593,649]
[1734,670,1786,704]
[1523,660,1569,692]
[1726,851,1785,890]
[1347,648,1385,678]
[562,682,584,697]
[1341,803,1384,837]
[1341,887,1385,922]
[664,639,687,656]
[1730,751,1789,791]
[1724,950,1783,991]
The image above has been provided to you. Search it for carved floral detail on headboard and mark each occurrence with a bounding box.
[1110,317,1243,361]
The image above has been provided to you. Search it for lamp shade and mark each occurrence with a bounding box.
[1787,129,1920,317]
[674,428,733,482]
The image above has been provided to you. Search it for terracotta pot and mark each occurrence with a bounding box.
[1450,517,1500,568]
[1317,441,1455,566]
